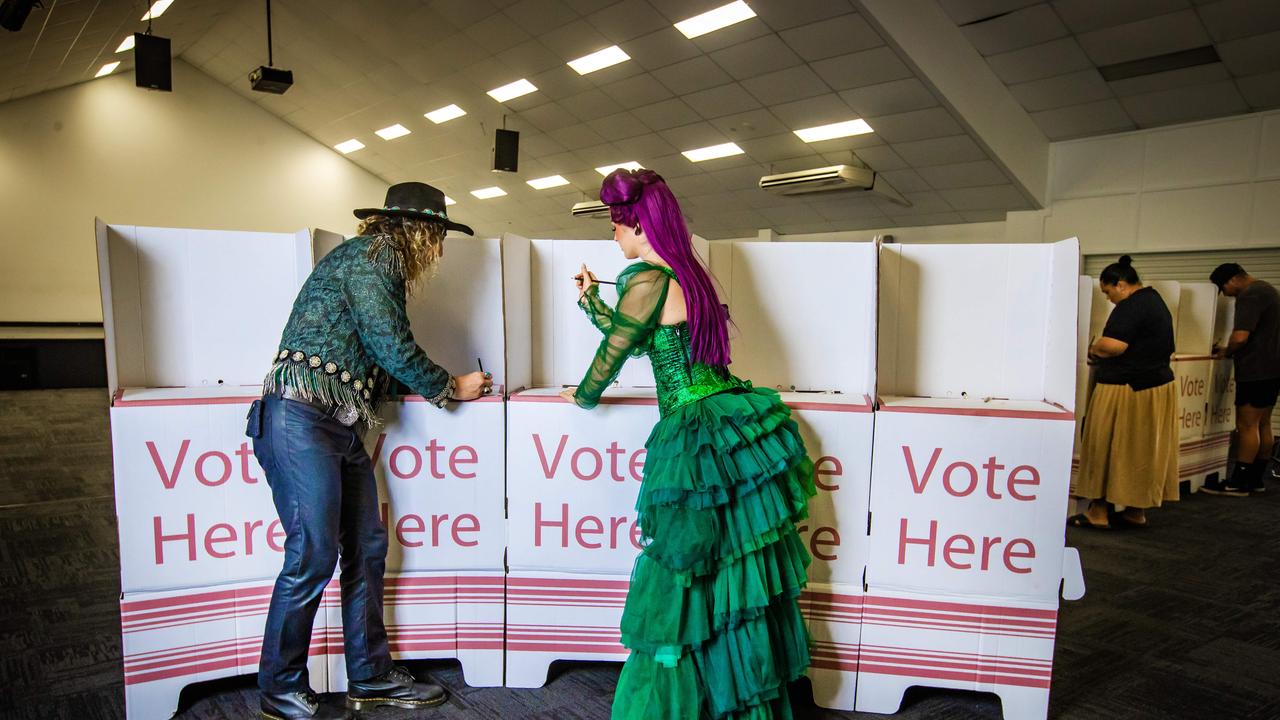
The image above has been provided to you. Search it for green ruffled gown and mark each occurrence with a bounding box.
[573,262,815,720]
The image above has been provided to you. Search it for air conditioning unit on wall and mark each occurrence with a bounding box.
[759,165,911,206]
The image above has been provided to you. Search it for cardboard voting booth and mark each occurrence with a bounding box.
[1171,283,1228,491]
[864,239,1085,720]
[503,238,878,697]
[98,221,510,719]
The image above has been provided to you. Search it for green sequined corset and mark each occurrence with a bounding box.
[649,321,747,417]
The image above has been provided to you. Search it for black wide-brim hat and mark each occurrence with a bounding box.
[354,181,474,236]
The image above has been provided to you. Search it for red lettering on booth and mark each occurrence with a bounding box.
[815,456,843,492]
[148,440,190,490]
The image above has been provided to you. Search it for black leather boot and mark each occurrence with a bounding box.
[260,690,351,719]
[346,665,447,712]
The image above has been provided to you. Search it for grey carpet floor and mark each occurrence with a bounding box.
[1,389,1277,719]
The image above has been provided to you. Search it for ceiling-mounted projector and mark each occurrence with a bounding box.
[759,164,910,206]
[571,200,610,218]
[250,65,293,94]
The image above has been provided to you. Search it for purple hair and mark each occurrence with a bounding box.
[600,168,731,368]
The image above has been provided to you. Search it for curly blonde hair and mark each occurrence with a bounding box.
[358,214,446,290]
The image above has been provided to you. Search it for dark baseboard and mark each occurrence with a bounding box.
[0,339,107,389]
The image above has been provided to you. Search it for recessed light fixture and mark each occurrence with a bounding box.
[487,79,538,103]
[682,142,744,162]
[445,196,457,206]
[375,124,411,140]
[141,0,173,21]
[595,161,643,176]
[794,119,874,143]
[527,175,571,190]
[95,62,121,78]
[425,104,466,124]
[116,36,135,53]
[675,1,756,39]
[471,186,507,199]
[334,139,365,154]
[568,45,631,75]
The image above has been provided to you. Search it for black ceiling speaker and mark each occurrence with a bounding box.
[0,0,40,32]
[493,129,519,173]
[134,33,172,91]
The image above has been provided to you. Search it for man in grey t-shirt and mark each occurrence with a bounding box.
[1203,263,1280,496]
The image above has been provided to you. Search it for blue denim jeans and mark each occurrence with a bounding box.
[251,395,393,693]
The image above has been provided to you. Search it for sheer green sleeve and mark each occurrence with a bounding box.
[343,261,454,407]
[577,285,614,335]
[573,268,669,409]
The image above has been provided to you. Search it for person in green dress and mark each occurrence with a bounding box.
[561,168,815,719]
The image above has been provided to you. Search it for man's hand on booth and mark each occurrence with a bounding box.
[452,371,492,401]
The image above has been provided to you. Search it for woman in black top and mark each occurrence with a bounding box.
[1072,256,1179,529]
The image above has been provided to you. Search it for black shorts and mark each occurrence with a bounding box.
[1235,377,1280,408]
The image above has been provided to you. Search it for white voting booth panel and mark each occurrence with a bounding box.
[505,239,877,697]
[866,239,1083,720]
[99,223,509,717]
[1173,283,1225,492]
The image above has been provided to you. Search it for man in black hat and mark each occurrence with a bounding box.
[1202,263,1280,497]
[246,182,491,719]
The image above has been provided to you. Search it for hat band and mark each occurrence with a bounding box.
[385,205,449,221]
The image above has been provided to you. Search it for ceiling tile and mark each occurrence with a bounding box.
[916,160,1012,189]
[540,20,614,61]
[573,141,628,166]
[429,0,501,30]
[658,121,731,150]
[882,190,955,215]
[1028,98,1136,139]
[524,65,583,101]
[769,93,857,129]
[612,132,680,159]
[709,108,791,140]
[1051,0,1192,34]
[687,18,775,54]
[625,27,704,71]
[560,87,622,121]
[1076,9,1212,66]
[601,72,673,109]
[1009,69,1113,111]
[632,97,704,131]
[811,46,914,91]
[1118,79,1249,127]
[706,163,773,190]
[684,82,763,119]
[652,56,733,96]
[1196,0,1280,42]
[878,168,935,193]
[498,39,568,76]
[464,11,534,53]
[892,134,989,166]
[522,132,570,157]
[1237,69,1280,108]
[939,184,1029,210]
[839,78,938,118]
[739,133,816,163]
[709,34,803,81]
[1216,29,1280,75]
[741,64,831,106]
[585,110,652,140]
[646,0,725,23]
[585,1,671,43]
[503,0,583,36]
[549,122,609,149]
[960,209,1011,222]
[863,107,964,143]
[937,0,1042,26]
[985,38,1095,84]
[1106,62,1229,96]
[759,204,821,227]
[752,0,856,31]
[779,13,883,62]
[854,145,910,171]
[961,4,1070,56]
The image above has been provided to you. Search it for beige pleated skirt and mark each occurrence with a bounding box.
[1075,380,1179,508]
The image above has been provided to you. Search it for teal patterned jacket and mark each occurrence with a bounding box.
[262,235,454,423]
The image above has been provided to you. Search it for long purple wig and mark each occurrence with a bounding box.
[600,168,731,368]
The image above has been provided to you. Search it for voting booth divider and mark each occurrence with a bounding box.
[98,221,510,719]
[101,222,1085,720]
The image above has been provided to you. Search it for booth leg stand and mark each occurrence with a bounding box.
[120,580,331,720]
[504,571,629,687]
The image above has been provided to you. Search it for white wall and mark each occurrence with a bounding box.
[1038,109,1280,254]
[715,220,1013,245]
[0,60,388,323]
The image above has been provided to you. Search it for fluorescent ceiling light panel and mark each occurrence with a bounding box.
[116,36,135,53]
[794,119,874,143]
[425,104,466,123]
[334,139,365,154]
[445,196,457,206]
[595,161,643,176]
[375,124,411,140]
[527,175,571,190]
[682,142,744,162]
[141,0,173,21]
[470,186,507,199]
[568,45,631,75]
[487,79,537,102]
[95,62,121,78]
[675,1,756,39]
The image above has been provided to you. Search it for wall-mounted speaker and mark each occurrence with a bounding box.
[134,33,172,92]
[493,129,519,173]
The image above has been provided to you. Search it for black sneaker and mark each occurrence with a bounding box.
[347,665,446,712]
[1201,477,1250,497]
[1249,469,1267,493]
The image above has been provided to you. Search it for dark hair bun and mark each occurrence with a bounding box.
[1118,254,1132,266]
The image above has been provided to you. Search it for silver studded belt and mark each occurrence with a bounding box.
[281,385,362,428]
